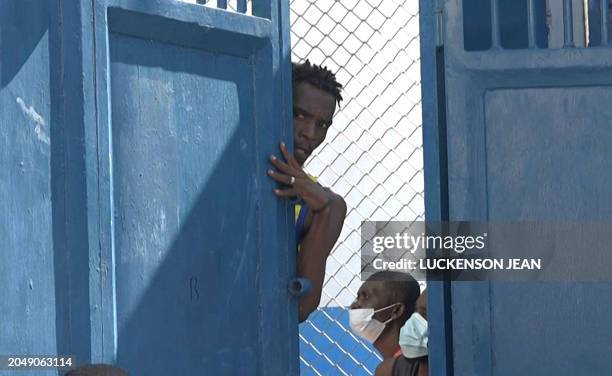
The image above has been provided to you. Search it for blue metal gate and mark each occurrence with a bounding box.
[1,1,296,374]
[421,0,612,375]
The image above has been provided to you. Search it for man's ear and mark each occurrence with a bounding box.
[392,302,405,321]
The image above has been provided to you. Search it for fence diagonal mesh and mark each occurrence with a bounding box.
[291,1,424,375]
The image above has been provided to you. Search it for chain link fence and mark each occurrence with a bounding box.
[290,0,424,375]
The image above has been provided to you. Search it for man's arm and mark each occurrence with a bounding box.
[374,358,395,376]
[296,190,346,322]
[267,142,347,322]
[418,359,428,376]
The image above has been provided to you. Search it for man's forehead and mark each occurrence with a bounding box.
[359,280,385,295]
[294,82,336,118]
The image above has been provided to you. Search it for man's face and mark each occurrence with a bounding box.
[350,281,394,322]
[293,82,336,166]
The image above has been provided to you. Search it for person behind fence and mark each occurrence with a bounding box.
[349,271,428,376]
[267,60,347,322]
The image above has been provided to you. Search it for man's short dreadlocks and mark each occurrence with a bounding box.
[292,60,343,106]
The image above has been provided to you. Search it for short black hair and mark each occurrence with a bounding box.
[292,60,343,106]
[367,271,420,324]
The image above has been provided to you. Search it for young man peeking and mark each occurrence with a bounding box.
[267,61,347,322]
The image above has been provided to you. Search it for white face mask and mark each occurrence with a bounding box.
[399,312,428,358]
[348,303,399,343]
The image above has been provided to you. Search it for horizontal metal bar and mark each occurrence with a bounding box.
[454,46,612,71]
[106,1,271,58]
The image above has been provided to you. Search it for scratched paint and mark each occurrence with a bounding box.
[0,0,60,365]
[16,97,50,144]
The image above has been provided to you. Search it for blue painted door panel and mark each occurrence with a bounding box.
[1,0,296,375]
[422,1,612,375]
[92,1,296,374]
[2,1,96,373]
[1,2,58,372]
[109,33,260,373]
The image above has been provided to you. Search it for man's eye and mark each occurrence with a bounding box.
[295,113,305,119]
[320,122,329,130]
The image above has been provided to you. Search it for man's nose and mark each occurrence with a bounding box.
[349,300,359,309]
[300,120,317,140]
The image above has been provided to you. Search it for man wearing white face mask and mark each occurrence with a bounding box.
[349,271,428,376]
[399,290,428,360]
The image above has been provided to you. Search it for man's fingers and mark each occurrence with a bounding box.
[273,188,297,197]
[280,142,301,169]
[279,142,292,161]
[267,169,294,185]
[269,155,291,174]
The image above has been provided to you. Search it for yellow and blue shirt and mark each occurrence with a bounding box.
[294,176,317,246]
